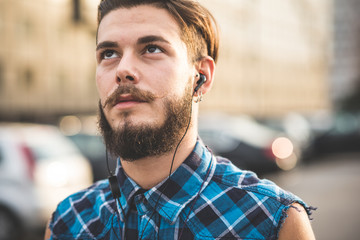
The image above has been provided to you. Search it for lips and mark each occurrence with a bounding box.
[112,94,147,109]
[117,94,144,103]
[102,85,157,109]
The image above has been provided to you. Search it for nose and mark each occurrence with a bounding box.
[115,52,139,84]
[116,74,136,83]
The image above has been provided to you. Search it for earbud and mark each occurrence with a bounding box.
[194,73,206,93]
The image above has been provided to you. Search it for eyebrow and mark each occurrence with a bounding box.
[137,35,170,45]
[96,41,118,51]
[96,35,170,51]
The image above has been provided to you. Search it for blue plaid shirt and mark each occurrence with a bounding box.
[49,140,312,239]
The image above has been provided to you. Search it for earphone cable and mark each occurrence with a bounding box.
[107,149,127,239]
[111,206,121,240]
[106,150,113,175]
[139,91,195,240]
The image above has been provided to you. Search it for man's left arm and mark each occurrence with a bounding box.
[44,220,52,240]
[278,203,316,240]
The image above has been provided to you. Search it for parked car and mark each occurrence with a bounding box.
[67,133,116,182]
[303,111,360,160]
[0,123,93,240]
[256,112,312,160]
[57,115,116,182]
[198,113,301,175]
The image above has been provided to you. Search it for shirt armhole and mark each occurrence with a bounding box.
[273,201,316,239]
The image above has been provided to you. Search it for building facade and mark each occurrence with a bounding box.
[199,0,332,117]
[0,0,98,122]
[0,0,332,122]
[331,0,360,109]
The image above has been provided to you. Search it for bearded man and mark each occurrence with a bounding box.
[45,0,316,239]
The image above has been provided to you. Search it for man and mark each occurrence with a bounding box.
[46,0,316,239]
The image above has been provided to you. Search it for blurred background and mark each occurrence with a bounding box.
[0,0,359,239]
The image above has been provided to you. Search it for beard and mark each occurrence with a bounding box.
[98,84,193,161]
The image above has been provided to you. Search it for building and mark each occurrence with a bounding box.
[0,0,98,122]
[199,0,332,117]
[331,0,360,110]
[0,0,332,122]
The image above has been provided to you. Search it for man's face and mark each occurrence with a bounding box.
[96,5,194,131]
[96,5,196,160]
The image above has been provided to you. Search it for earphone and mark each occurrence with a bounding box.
[194,73,206,93]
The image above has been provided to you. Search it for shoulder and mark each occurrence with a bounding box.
[278,203,316,240]
[211,156,297,203]
[185,156,314,239]
[49,179,116,239]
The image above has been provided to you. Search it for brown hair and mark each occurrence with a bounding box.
[97,0,219,63]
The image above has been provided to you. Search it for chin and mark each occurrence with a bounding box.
[112,115,164,131]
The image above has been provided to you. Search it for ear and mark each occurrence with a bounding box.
[194,56,215,95]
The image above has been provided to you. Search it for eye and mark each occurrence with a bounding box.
[145,45,163,54]
[101,50,119,59]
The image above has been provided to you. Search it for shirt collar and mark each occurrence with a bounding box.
[115,160,142,220]
[115,139,215,224]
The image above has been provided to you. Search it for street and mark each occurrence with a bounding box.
[264,153,360,240]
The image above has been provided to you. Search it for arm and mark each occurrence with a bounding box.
[278,203,316,240]
[44,220,52,240]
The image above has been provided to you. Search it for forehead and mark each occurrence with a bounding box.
[97,5,182,44]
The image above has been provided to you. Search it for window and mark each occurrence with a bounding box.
[20,68,35,90]
[17,17,34,38]
[73,0,82,23]
[0,60,4,93]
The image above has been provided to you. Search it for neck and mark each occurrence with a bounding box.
[120,129,197,190]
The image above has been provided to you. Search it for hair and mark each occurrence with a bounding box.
[97,0,219,63]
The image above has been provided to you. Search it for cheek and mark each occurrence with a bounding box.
[96,67,114,100]
[171,71,193,98]
[155,65,190,95]
[141,66,171,96]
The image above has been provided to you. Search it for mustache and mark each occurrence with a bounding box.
[102,85,157,109]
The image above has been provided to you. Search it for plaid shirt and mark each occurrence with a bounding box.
[49,140,312,240]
